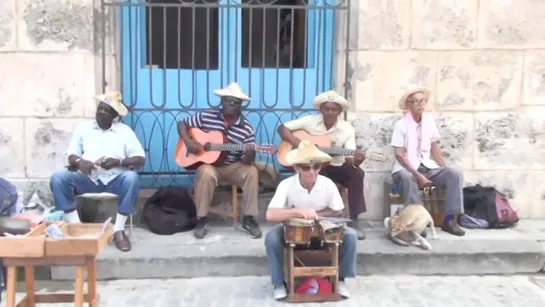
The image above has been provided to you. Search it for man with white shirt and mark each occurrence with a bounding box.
[390,85,465,236]
[264,140,357,300]
[50,91,145,251]
[277,90,366,240]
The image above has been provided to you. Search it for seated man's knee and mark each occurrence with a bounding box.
[396,169,417,184]
[196,165,217,180]
[244,165,259,181]
[119,170,140,185]
[264,226,283,249]
[343,227,358,245]
[50,169,74,186]
[352,167,364,180]
[445,167,463,182]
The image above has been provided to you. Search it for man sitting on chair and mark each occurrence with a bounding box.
[264,140,357,300]
[277,91,367,240]
[50,91,145,252]
[177,82,261,239]
[390,85,465,236]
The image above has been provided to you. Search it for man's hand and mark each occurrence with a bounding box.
[416,173,432,188]
[241,147,256,164]
[76,159,96,175]
[353,151,365,166]
[100,158,122,170]
[296,208,319,220]
[184,139,203,155]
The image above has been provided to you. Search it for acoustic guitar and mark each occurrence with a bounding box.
[277,130,387,167]
[175,128,277,170]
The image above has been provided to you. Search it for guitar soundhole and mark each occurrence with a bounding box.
[203,143,212,151]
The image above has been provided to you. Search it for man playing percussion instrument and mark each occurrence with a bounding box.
[264,140,358,300]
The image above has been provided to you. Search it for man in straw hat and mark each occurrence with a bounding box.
[50,91,145,252]
[278,90,367,240]
[177,82,262,239]
[390,85,465,236]
[264,140,357,300]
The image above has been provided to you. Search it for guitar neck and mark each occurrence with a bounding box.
[208,143,248,152]
[319,147,359,156]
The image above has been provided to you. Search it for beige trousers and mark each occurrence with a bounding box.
[194,162,259,218]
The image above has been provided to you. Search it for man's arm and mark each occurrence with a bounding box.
[343,127,363,167]
[240,127,256,164]
[66,126,83,170]
[277,115,315,147]
[391,121,421,177]
[266,180,303,222]
[177,112,203,143]
[430,142,445,167]
[317,180,344,217]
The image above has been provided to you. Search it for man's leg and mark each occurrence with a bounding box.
[321,165,366,240]
[338,226,358,298]
[424,167,465,236]
[218,162,261,238]
[264,224,287,300]
[392,169,422,205]
[193,164,220,239]
[105,170,141,252]
[50,170,102,223]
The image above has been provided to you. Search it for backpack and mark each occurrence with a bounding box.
[462,184,519,228]
[143,186,197,235]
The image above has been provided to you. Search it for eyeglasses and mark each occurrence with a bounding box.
[406,98,428,106]
[299,163,322,172]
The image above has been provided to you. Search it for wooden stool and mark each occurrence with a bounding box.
[282,220,343,303]
[4,256,99,307]
[383,181,445,226]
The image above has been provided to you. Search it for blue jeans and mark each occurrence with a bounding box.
[264,224,358,287]
[50,170,140,215]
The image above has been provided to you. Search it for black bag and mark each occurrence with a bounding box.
[463,184,518,229]
[143,186,197,235]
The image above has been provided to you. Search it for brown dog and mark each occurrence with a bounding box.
[384,204,438,250]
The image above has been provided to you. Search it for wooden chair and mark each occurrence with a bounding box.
[383,181,445,226]
[194,184,239,227]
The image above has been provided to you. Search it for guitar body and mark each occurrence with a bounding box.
[175,128,230,170]
[277,130,332,167]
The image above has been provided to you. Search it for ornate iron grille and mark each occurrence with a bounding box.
[99,0,351,188]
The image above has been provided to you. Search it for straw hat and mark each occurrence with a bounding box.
[285,140,332,166]
[312,90,349,111]
[398,85,431,110]
[93,91,128,116]
[213,82,251,101]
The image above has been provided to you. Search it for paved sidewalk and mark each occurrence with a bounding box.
[3,275,545,306]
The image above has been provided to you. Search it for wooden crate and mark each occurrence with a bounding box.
[45,223,113,257]
[0,223,46,258]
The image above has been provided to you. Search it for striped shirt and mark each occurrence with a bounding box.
[183,109,255,164]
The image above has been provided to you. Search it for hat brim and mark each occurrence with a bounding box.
[313,100,349,111]
[213,89,251,101]
[93,95,129,117]
[284,149,332,167]
[398,87,431,110]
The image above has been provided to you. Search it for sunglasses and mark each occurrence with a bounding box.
[299,163,322,172]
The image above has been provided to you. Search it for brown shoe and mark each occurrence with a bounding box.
[441,220,466,236]
[112,230,132,252]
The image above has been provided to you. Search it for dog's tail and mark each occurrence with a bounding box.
[383,217,390,230]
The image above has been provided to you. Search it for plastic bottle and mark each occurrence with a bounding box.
[25,192,45,212]
[14,192,25,215]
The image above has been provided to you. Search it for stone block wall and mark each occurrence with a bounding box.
[1,0,544,219]
[340,0,545,219]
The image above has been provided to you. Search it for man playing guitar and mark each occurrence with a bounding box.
[277,91,367,240]
[177,82,262,239]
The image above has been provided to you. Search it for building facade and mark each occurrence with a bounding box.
[0,0,544,219]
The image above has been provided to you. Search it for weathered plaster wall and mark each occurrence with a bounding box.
[0,0,106,204]
[340,0,545,219]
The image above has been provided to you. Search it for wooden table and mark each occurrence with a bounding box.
[3,255,99,307]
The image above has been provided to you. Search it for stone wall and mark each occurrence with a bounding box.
[1,0,544,219]
[341,0,545,219]
[0,0,100,204]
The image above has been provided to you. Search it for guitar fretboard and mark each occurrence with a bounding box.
[207,143,249,152]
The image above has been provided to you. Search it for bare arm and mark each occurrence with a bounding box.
[430,142,445,167]
[266,208,303,222]
[278,124,301,147]
[121,156,145,170]
[68,154,82,170]
[177,121,192,143]
[394,147,422,177]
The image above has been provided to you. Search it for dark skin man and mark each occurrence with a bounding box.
[68,102,145,173]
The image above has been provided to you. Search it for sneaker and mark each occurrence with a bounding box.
[338,281,350,299]
[193,217,209,239]
[273,285,287,300]
[242,216,262,239]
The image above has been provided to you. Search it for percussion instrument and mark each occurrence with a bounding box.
[283,218,345,246]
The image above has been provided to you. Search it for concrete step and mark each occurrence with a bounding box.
[49,220,545,280]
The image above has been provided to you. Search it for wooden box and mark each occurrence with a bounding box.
[45,223,113,257]
[0,222,112,258]
[0,225,46,258]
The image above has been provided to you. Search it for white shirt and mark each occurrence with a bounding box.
[390,116,441,174]
[283,114,356,167]
[267,175,345,212]
[66,121,146,185]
